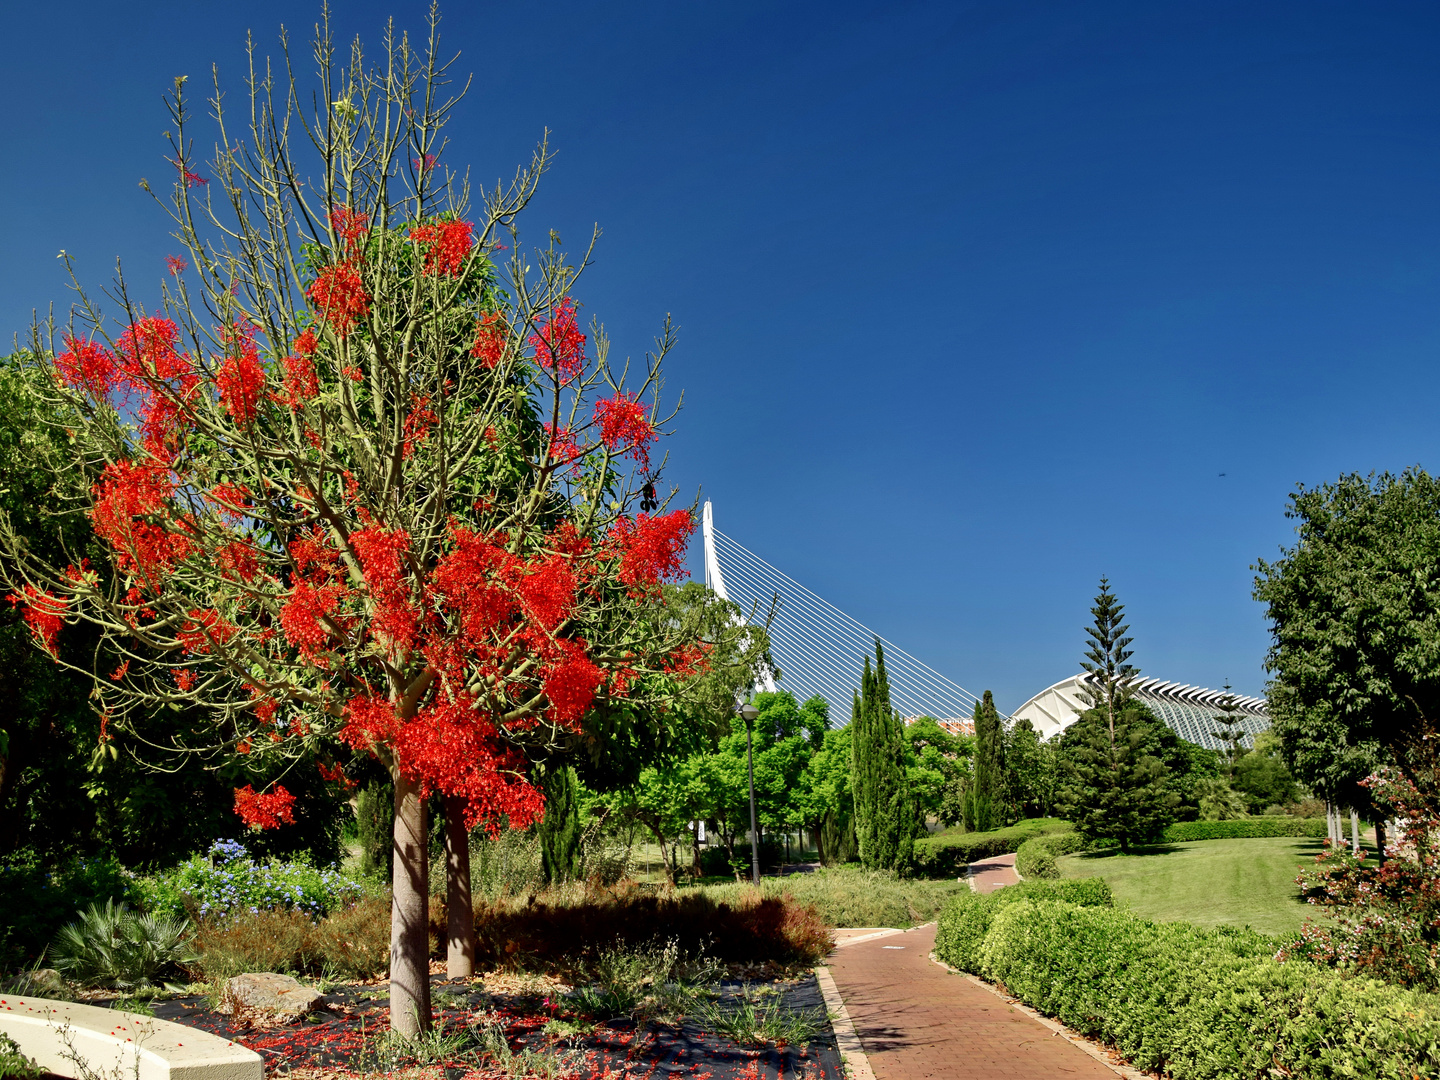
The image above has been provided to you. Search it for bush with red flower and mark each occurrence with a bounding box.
[1281,767,1440,990]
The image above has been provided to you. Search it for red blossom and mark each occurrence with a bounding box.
[350,525,419,657]
[177,608,237,655]
[543,642,603,724]
[402,395,436,459]
[328,206,369,259]
[90,461,195,588]
[470,312,507,369]
[278,353,319,408]
[593,393,656,469]
[233,785,296,829]
[166,255,188,276]
[529,298,585,383]
[9,585,67,657]
[174,669,196,691]
[114,316,198,453]
[280,581,346,662]
[215,322,266,424]
[412,154,438,173]
[317,761,355,790]
[309,264,369,335]
[543,423,581,470]
[181,169,208,188]
[609,511,693,595]
[293,329,320,356]
[54,337,118,402]
[409,219,474,276]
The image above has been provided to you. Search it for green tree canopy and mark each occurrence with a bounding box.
[1253,469,1440,811]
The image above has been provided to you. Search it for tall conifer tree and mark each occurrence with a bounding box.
[970,690,1005,830]
[851,642,913,870]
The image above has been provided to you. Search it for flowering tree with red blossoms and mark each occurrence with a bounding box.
[0,12,703,1034]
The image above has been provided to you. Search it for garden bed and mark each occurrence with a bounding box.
[134,969,844,1079]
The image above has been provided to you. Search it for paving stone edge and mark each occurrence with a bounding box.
[812,965,876,1080]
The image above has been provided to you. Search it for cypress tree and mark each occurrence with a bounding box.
[538,764,582,884]
[851,642,913,870]
[1210,683,1247,777]
[970,690,1005,831]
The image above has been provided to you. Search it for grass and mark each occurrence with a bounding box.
[692,866,970,929]
[1056,836,1325,936]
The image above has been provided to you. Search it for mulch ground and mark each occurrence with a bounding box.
[144,973,843,1080]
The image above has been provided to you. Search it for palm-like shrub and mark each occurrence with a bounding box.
[51,900,193,988]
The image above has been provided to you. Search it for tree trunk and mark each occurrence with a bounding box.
[1350,808,1360,857]
[444,794,474,979]
[1376,819,1387,863]
[390,772,432,1035]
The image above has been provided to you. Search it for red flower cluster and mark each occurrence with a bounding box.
[329,206,369,259]
[182,169,208,188]
[10,585,67,658]
[166,255,187,276]
[54,337,117,402]
[543,423,581,470]
[351,524,418,658]
[90,461,194,589]
[216,322,267,424]
[530,298,586,383]
[471,312,507,369]
[309,264,369,336]
[593,393,657,469]
[409,219,474,276]
[608,511,693,596]
[278,353,319,409]
[234,785,296,829]
[177,608,237,655]
[402,395,436,459]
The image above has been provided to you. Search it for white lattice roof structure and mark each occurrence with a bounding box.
[1011,675,1270,751]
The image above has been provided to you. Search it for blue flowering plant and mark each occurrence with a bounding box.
[137,841,365,923]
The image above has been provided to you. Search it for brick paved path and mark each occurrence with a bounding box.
[968,851,1021,893]
[823,922,1120,1079]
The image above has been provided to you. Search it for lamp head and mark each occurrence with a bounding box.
[738,702,759,724]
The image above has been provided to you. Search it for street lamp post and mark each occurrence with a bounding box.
[738,701,761,885]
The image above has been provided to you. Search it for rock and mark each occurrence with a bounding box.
[3,968,71,1000]
[221,973,325,1018]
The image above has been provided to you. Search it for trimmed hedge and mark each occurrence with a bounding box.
[1160,818,1327,843]
[939,898,1440,1079]
[1014,832,1089,878]
[932,878,1113,971]
[913,819,1074,878]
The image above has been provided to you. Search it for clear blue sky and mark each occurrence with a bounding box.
[4,2,1440,712]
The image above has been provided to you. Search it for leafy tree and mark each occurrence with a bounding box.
[851,644,913,871]
[1210,683,1248,776]
[906,715,965,832]
[1231,730,1301,813]
[799,724,857,864]
[1253,470,1440,836]
[1056,581,1178,848]
[0,16,699,1033]
[1003,717,1056,819]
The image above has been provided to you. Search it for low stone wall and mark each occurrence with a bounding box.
[0,995,262,1080]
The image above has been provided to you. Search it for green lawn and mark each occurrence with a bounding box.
[1056,836,1326,937]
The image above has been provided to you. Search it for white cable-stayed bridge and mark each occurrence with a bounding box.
[701,502,982,726]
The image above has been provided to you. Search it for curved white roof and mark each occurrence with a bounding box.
[1011,674,1269,751]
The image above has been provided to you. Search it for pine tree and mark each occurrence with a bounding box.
[1058,580,1178,849]
[1211,683,1247,776]
[1078,577,1137,742]
[850,669,876,865]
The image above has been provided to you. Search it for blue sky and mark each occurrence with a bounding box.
[4,2,1440,711]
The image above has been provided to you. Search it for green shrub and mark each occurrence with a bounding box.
[1160,818,1327,843]
[0,851,130,969]
[1015,832,1092,878]
[933,878,1113,973]
[913,818,1073,878]
[975,900,1440,1079]
[135,839,364,922]
[51,900,194,988]
[700,866,967,928]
